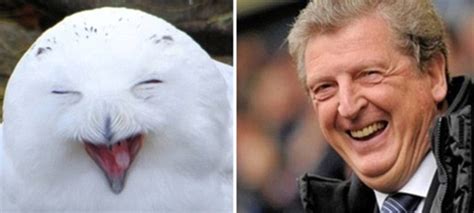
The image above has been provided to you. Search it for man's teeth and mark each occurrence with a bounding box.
[350,122,385,139]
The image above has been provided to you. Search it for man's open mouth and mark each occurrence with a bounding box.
[346,121,388,141]
[84,133,144,194]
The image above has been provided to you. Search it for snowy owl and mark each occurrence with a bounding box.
[0,7,233,212]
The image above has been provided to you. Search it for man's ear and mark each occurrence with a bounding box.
[426,53,447,103]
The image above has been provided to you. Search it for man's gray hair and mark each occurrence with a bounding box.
[288,0,448,87]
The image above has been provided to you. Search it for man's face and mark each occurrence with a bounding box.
[304,14,446,192]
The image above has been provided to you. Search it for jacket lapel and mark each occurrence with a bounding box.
[422,172,440,213]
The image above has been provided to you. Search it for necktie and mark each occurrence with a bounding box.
[381,193,422,213]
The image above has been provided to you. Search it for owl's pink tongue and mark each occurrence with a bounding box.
[84,134,143,194]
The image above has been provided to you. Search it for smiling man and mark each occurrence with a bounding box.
[288,0,473,212]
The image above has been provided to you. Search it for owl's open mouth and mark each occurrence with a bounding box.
[84,133,144,194]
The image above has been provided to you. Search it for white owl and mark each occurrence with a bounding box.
[0,7,233,212]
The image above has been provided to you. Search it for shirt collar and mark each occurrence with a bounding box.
[373,151,437,210]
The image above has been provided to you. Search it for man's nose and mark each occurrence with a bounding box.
[337,82,367,119]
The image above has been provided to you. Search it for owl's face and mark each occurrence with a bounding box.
[3,7,229,194]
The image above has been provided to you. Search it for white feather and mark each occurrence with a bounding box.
[0,7,232,212]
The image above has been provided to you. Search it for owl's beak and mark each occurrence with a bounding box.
[84,134,144,194]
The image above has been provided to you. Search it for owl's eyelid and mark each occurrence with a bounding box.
[138,79,163,85]
[51,90,80,95]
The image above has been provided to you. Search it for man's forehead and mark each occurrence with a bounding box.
[304,14,398,80]
[307,13,394,51]
[305,15,396,59]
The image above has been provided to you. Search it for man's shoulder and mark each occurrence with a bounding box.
[298,174,377,213]
[430,74,473,212]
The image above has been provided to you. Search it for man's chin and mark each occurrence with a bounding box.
[349,153,395,176]
[356,167,410,193]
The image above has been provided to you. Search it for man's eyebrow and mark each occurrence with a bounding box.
[306,73,333,88]
[348,58,388,71]
[306,58,388,85]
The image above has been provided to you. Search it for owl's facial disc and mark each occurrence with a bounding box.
[84,134,144,194]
